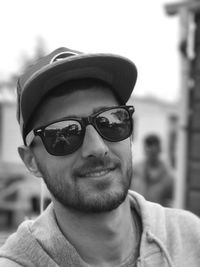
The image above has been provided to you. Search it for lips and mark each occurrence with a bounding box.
[72,157,121,179]
[80,167,115,178]
[77,165,117,178]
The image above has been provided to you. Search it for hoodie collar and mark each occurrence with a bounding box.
[31,204,89,267]
[128,190,175,267]
[32,191,175,267]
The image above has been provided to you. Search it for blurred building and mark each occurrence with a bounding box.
[0,39,50,229]
[0,82,50,229]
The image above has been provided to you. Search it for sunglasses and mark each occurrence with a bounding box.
[25,105,134,156]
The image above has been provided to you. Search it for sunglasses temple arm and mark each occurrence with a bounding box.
[25,130,35,146]
[40,180,45,214]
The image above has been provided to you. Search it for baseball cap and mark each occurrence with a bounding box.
[16,47,137,143]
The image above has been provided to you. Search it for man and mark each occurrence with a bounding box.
[130,134,174,207]
[0,47,200,266]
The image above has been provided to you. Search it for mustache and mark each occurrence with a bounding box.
[72,157,121,177]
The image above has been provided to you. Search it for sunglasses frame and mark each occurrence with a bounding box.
[25,105,135,155]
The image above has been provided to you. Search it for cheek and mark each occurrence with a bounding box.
[109,139,132,164]
[44,157,76,177]
[32,141,76,176]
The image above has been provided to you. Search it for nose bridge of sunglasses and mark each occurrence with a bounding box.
[81,115,95,128]
[83,124,106,148]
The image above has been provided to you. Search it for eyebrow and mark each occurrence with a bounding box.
[92,106,112,114]
[67,106,115,118]
[34,105,119,130]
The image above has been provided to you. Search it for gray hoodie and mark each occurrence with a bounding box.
[0,191,200,267]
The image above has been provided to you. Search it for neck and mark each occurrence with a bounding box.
[53,196,138,266]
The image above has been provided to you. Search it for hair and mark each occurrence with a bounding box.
[25,78,121,135]
[144,134,161,147]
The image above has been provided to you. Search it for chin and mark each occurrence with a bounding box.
[61,188,129,213]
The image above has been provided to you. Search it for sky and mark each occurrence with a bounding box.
[0,0,180,102]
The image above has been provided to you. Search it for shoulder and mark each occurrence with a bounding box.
[165,207,200,233]
[152,204,200,248]
[0,220,36,266]
[129,191,200,236]
[150,201,200,233]
[159,207,200,263]
[0,258,23,266]
[145,200,200,257]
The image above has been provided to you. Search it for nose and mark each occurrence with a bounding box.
[81,125,109,158]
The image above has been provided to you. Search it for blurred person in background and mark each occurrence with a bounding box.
[0,47,200,266]
[130,134,174,207]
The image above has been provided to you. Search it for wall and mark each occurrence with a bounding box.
[1,103,22,163]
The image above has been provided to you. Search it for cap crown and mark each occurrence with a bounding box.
[16,47,137,143]
[17,47,81,124]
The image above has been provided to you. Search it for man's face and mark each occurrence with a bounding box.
[145,143,160,163]
[29,86,133,213]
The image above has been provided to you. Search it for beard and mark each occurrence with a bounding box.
[36,155,133,213]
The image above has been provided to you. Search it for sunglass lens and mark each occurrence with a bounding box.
[43,120,83,156]
[95,108,132,141]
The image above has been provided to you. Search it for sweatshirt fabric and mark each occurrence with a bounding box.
[0,190,200,267]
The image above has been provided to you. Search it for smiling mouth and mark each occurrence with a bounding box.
[79,167,116,178]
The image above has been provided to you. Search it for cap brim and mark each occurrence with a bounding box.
[21,53,137,136]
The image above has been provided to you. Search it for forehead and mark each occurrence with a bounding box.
[33,83,119,128]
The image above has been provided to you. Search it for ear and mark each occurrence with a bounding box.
[18,145,42,178]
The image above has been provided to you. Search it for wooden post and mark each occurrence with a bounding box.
[186,11,200,215]
[165,1,200,215]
